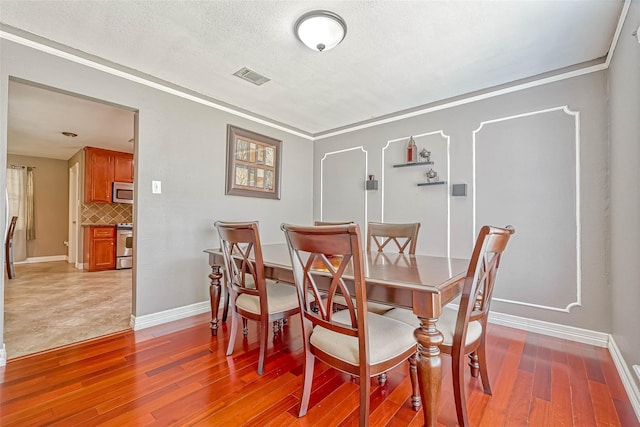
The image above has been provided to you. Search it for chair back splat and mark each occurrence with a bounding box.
[367,221,420,254]
[313,220,354,226]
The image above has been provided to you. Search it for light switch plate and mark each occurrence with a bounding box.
[152,180,162,194]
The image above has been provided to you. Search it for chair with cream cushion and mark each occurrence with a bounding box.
[281,223,419,427]
[215,220,300,375]
[383,225,515,427]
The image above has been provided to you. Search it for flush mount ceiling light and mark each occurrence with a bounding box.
[295,10,347,52]
[61,131,78,138]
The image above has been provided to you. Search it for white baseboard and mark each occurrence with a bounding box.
[15,255,68,264]
[0,343,6,366]
[130,301,211,331]
[488,310,610,347]
[608,337,640,420]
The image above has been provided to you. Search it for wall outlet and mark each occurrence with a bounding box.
[152,180,162,194]
[634,364,640,381]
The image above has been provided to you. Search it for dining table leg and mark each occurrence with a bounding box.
[208,264,223,336]
[414,317,444,427]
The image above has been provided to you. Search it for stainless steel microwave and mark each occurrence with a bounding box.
[112,182,134,204]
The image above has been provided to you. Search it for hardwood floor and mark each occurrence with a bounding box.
[3,261,132,359]
[0,312,637,426]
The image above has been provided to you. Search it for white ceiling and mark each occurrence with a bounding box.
[1,0,626,159]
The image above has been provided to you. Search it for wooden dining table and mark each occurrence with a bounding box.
[204,243,469,427]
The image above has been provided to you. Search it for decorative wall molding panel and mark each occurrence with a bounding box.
[473,106,581,313]
[382,131,450,257]
[319,147,368,229]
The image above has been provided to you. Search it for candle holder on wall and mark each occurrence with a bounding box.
[365,174,378,190]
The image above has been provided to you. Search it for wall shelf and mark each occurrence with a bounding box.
[393,161,433,168]
[417,181,447,187]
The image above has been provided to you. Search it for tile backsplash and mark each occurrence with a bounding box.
[81,203,132,225]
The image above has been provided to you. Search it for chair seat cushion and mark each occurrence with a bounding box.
[382,306,482,347]
[332,294,394,315]
[236,280,299,315]
[310,310,416,366]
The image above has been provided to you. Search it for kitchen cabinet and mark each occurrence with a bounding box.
[85,147,113,203]
[84,225,116,271]
[113,152,134,183]
[84,147,134,203]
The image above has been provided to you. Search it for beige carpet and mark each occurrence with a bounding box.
[4,261,132,359]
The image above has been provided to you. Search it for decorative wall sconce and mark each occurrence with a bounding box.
[366,174,378,190]
[452,183,468,197]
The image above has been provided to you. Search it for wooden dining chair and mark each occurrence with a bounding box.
[281,222,419,427]
[5,216,18,279]
[355,221,421,315]
[383,225,515,426]
[367,221,421,254]
[214,221,301,375]
[313,220,353,226]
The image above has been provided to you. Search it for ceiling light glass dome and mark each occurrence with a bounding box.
[295,11,347,52]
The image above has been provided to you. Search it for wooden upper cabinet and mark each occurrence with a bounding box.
[84,147,134,203]
[113,152,134,183]
[85,147,114,203]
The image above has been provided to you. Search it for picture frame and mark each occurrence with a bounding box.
[225,125,282,199]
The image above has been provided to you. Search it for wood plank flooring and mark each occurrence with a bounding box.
[0,312,638,426]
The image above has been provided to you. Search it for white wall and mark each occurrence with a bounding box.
[609,0,640,390]
[314,71,610,332]
[0,37,314,347]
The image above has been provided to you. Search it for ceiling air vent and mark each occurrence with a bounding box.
[233,67,271,86]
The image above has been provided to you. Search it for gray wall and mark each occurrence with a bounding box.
[314,71,610,333]
[609,0,640,390]
[0,38,314,347]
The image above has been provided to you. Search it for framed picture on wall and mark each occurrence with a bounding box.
[225,125,282,199]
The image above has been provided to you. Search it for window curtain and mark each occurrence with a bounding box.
[6,166,35,262]
[25,167,36,240]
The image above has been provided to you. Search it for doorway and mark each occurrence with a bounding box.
[5,78,137,359]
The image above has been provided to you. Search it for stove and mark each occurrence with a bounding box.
[115,223,133,269]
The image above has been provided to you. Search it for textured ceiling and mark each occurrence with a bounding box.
[1,0,626,158]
